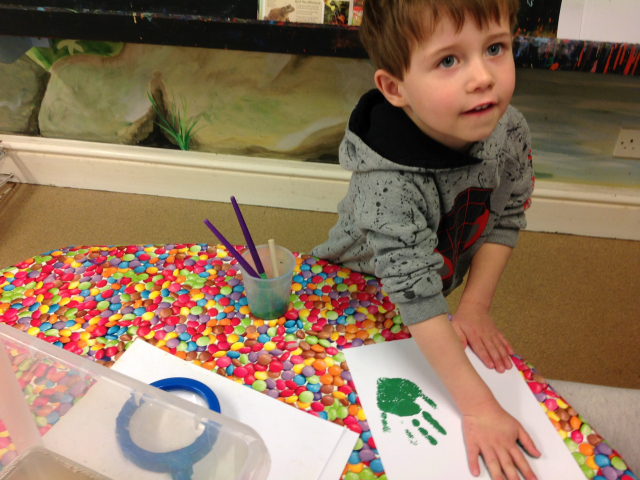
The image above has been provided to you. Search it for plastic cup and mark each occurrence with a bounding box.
[239,244,295,320]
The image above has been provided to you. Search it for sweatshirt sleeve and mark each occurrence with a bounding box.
[351,170,449,326]
[485,115,535,248]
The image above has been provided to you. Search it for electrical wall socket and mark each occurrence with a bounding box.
[612,128,640,159]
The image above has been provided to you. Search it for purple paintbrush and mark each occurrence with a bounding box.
[230,196,267,279]
[203,219,259,278]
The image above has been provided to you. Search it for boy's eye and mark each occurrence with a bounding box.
[487,44,503,56]
[439,56,457,68]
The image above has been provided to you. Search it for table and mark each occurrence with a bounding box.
[0,244,635,480]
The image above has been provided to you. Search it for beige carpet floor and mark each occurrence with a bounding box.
[1,183,639,389]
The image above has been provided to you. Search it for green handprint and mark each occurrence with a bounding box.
[376,377,447,446]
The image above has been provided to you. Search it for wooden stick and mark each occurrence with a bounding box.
[268,239,280,278]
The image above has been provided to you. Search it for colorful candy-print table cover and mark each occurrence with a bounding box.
[0,244,636,480]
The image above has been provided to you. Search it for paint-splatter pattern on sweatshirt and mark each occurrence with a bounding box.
[311,89,534,326]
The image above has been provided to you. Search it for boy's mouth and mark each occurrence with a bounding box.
[463,102,496,114]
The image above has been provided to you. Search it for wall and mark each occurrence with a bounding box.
[1,39,639,189]
[512,68,640,188]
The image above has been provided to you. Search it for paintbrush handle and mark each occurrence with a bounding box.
[204,219,260,278]
[230,196,266,277]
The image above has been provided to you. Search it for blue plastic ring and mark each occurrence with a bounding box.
[116,377,221,480]
[150,377,221,414]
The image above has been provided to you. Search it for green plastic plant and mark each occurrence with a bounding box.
[27,40,123,71]
[147,92,202,151]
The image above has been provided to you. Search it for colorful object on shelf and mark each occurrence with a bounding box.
[0,244,635,480]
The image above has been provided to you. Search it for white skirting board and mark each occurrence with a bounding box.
[1,134,639,241]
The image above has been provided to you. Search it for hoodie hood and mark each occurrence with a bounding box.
[341,89,503,173]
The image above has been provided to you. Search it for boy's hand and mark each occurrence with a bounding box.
[451,303,514,373]
[463,400,541,480]
[409,315,539,479]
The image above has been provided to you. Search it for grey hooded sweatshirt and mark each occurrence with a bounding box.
[311,89,534,326]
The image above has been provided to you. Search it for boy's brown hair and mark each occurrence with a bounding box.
[360,0,519,79]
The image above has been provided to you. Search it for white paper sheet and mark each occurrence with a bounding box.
[111,340,359,480]
[343,339,585,480]
[557,0,640,44]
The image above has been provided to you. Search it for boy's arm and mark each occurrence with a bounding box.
[408,315,540,480]
[485,109,534,248]
[454,110,535,372]
[452,242,515,372]
[351,171,450,326]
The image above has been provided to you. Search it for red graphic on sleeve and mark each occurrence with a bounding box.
[524,149,534,211]
[434,188,492,290]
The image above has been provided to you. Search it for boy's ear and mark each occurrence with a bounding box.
[374,69,408,108]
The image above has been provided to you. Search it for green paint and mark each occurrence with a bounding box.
[405,429,416,445]
[422,410,446,435]
[411,418,437,445]
[418,426,438,445]
[376,377,447,446]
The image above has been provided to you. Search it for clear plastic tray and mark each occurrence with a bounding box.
[0,324,271,480]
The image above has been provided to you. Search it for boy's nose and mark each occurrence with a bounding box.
[467,60,495,92]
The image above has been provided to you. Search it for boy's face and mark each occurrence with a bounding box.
[376,14,516,152]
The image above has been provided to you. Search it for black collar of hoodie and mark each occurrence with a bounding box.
[348,89,483,169]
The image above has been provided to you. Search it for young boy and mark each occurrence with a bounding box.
[311,0,540,478]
